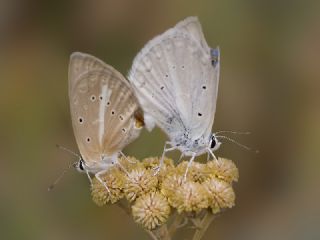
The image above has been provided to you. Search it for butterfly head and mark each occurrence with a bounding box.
[74,158,86,172]
[209,134,221,151]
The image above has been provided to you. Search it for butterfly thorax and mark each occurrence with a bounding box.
[172,133,210,156]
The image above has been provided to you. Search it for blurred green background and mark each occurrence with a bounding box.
[1,0,319,239]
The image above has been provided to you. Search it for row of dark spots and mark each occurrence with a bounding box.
[162,74,168,90]
[90,95,111,106]
[90,95,105,101]
[198,85,206,116]
[171,65,185,69]
[85,128,127,144]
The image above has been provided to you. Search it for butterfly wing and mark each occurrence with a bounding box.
[128,17,219,143]
[69,53,143,164]
[174,16,209,50]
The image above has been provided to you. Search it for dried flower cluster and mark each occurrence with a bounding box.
[90,156,238,238]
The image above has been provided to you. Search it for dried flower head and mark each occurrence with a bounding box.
[161,173,185,203]
[89,154,239,239]
[203,177,235,213]
[117,156,141,171]
[142,157,175,183]
[91,168,125,206]
[142,157,174,170]
[132,192,170,230]
[124,166,158,202]
[205,158,239,183]
[175,161,207,182]
[170,180,209,213]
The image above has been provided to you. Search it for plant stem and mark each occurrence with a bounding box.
[192,211,216,240]
[168,212,185,236]
[149,224,171,240]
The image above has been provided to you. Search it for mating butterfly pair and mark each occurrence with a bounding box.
[69,16,221,187]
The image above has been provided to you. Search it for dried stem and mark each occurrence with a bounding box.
[192,210,216,240]
[149,224,171,240]
[168,212,185,236]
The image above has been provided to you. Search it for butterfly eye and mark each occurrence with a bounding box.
[210,136,217,149]
[79,160,85,171]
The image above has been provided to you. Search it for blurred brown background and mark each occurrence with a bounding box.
[0,0,319,239]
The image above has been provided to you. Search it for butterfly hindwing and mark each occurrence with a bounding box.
[129,17,219,142]
[69,53,143,164]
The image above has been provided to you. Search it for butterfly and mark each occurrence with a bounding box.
[128,16,222,176]
[68,52,144,190]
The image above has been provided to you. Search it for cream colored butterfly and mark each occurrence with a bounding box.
[69,52,143,189]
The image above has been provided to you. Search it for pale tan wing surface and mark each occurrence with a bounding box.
[69,53,143,163]
[69,52,111,94]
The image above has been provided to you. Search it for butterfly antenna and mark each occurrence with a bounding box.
[215,130,251,135]
[48,161,78,191]
[215,135,259,153]
[56,144,81,159]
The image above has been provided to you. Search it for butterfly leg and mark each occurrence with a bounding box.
[154,141,175,175]
[119,151,136,164]
[116,161,130,176]
[178,152,185,163]
[85,170,93,185]
[207,148,219,163]
[95,170,111,194]
[184,152,197,181]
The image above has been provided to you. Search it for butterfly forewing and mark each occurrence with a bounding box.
[69,53,143,164]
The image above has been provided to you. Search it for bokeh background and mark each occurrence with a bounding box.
[1,0,319,239]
